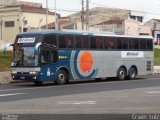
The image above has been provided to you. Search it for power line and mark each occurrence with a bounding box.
[90,2,160,16]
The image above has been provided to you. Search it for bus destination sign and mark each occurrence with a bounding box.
[17,38,35,43]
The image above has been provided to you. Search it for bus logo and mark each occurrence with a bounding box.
[121,51,144,58]
[17,38,35,43]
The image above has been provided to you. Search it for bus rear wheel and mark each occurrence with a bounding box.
[128,67,137,80]
[56,70,67,85]
[117,67,126,80]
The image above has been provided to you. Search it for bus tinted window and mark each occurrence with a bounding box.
[90,36,96,49]
[129,38,139,50]
[81,36,89,49]
[146,39,153,50]
[59,35,74,48]
[123,38,128,49]
[90,36,103,49]
[74,35,89,49]
[75,35,82,48]
[140,39,146,50]
[117,38,123,49]
[104,37,117,49]
[117,38,128,49]
[43,34,57,47]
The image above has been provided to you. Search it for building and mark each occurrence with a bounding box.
[69,7,146,27]
[92,19,151,36]
[0,4,58,44]
[146,19,160,42]
[57,7,149,35]
[0,0,42,7]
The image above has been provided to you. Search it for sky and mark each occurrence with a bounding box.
[19,0,160,21]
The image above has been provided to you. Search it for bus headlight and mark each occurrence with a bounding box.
[12,71,17,74]
[29,71,39,74]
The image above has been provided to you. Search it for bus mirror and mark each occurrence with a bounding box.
[3,44,13,55]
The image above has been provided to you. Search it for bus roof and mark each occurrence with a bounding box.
[18,30,153,39]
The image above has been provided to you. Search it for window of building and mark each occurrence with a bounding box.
[130,15,136,20]
[137,16,143,22]
[5,21,14,27]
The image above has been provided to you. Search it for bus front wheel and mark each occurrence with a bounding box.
[56,70,67,85]
[117,67,126,80]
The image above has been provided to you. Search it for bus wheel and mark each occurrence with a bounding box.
[56,70,67,85]
[128,67,137,80]
[33,81,43,85]
[117,67,126,80]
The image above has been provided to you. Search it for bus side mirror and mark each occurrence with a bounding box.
[3,44,13,55]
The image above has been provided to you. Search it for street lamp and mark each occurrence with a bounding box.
[38,18,43,31]
[21,17,25,33]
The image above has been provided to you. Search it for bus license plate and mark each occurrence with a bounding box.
[21,77,25,79]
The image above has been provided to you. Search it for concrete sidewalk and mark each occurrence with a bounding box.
[0,71,14,84]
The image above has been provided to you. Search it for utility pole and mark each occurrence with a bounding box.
[86,0,89,30]
[54,0,57,30]
[81,0,85,30]
[46,0,48,29]
[0,16,2,40]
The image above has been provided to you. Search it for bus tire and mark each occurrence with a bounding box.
[56,70,67,85]
[33,81,43,85]
[117,67,126,80]
[128,67,137,80]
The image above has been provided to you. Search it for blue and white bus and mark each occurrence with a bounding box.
[11,30,153,85]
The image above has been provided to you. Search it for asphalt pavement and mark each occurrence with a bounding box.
[0,75,160,116]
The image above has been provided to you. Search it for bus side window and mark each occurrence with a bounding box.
[81,36,89,49]
[41,49,51,65]
[129,38,134,49]
[104,37,109,49]
[146,39,153,50]
[90,37,96,49]
[65,35,74,48]
[104,37,116,49]
[140,39,146,50]
[122,39,128,49]
[75,36,81,48]
[117,38,122,49]
[59,35,66,48]
[44,34,57,47]
[96,36,103,49]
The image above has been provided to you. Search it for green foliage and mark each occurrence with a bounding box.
[0,51,12,72]
[154,48,160,66]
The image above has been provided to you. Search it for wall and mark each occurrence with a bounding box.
[23,12,55,28]
[0,10,20,43]
[125,19,151,36]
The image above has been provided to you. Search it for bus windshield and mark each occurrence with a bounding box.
[13,46,38,67]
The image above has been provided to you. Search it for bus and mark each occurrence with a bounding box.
[11,30,153,85]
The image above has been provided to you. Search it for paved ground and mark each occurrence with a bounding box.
[0,75,160,117]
